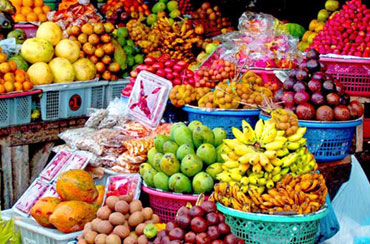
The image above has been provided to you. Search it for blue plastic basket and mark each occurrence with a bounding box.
[183,105,260,137]
[260,114,362,162]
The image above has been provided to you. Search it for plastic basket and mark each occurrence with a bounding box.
[260,114,362,162]
[105,79,129,107]
[14,23,38,38]
[217,203,328,244]
[142,185,206,223]
[0,90,41,128]
[320,56,370,97]
[183,105,260,137]
[36,81,107,121]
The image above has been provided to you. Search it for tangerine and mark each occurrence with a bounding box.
[0,63,11,73]
[34,0,43,7]
[11,0,22,6]
[0,84,5,94]
[4,73,15,83]
[38,13,47,22]
[26,12,38,22]
[14,82,23,91]
[42,5,50,13]
[33,6,42,14]
[15,72,25,83]
[22,0,33,7]
[14,14,26,22]
[8,61,17,72]
[81,23,93,35]
[23,81,33,91]
[4,81,14,93]
[21,6,32,16]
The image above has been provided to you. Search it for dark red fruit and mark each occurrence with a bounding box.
[166,222,177,234]
[335,82,345,95]
[211,241,224,244]
[170,241,182,244]
[334,105,351,121]
[323,80,335,94]
[189,206,204,218]
[293,81,306,93]
[274,88,284,102]
[282,91,295,107]
[162,236,171,244]
[306,49,320,60]
[224,234,237,244]
[316,105,334,121]
[311,92,325,106]
[218,213,225,223]
[185,232,196,243]
[306,59,320,72]
[191,217,208,233]
[169,228,185,240]
[175,214,191,229]
[217,223,230,235]
[308,79,322,92]
[348,100,364,119]
[158,230,167,238]
[196,233,210,244]
[296,69,308,81]
[206,212,219,226]
[283,78,295,90]
[207,226,220,240]
[200,201,217,213]
[326,93,340,106]
[296,103,315,120]
[312,72,325,81]
[294,91,310,105]
[177,206,190,216]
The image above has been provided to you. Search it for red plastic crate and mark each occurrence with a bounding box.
[364,118,370,140]
[320,56,370,97]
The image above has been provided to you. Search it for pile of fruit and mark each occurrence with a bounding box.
[30,170,105,233]
[274,49,364,121]
[77,195,161,244]
[11,0,50,22]
[154,200,244,243]
[21,22,97,85]
[195,58,236,87]
[191,2,233,36]
[100,0,150,21]
[169,71,273,109]
[299,0,340,51]
[311,0,370,57]
[140,122,227,194]
[0,47,33,94]
[210,110,328,214]
[67,22,125,81]
[147,0,181,26]
[122,55,194,97]
[127,18,202,62]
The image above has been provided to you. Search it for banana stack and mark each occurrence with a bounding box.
[216,116,317,194]
[211,172,327,214]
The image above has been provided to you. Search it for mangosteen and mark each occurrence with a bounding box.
[322,80,336,94]
[306,59,320,72]
[306,49,320,60]
[296,69,309,81]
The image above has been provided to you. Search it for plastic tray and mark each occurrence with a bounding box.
[260,113,362,162]
[0,90,41,128]
[183,105,260,137]
[320,56,370,97]
[217,203,328,244]
[36,81,107,121]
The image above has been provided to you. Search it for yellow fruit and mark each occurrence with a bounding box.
[302,31,312,42]
[55,39,80,63]
[72,58,96,81]
[27,62,54,85]
[36,22,63,46]
[307,32,318,44]
[49,57,75,83]
[317,9,329,22]
[314,22,325,33]
[21,38,54,64]
[325,0,339,11]
[298,42,310,52]
[309,20,318,31]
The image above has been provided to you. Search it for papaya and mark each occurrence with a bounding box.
[56,169,98,203]
[30,197,61,228]
[92,185,105,208]
[49,201,97,233]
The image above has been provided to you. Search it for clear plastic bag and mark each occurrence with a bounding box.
[85,109,108,128]
[59,127,96,149]
[0,38,21,57]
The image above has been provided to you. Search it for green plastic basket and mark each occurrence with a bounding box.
[217,203,328,244]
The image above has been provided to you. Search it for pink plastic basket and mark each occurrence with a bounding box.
[14,23,38,38]
[320,56,370,97]
[142,185,207,223]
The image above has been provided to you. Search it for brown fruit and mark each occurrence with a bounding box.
[78,33,88,44]
[88,34,100,45]
[95,234,107,244]
[129,231,138,239]
[97,206,111,220]
[109,212,126,226]
[129,200,143,213]
[137,235,148,244]
[106,196,120,210]
[115,200,129,214]
[89,55,99,64]
[91,218,102,232]
[142,208,153,221]
[123,236,137,244]
[102,55,111,65]
[77,240,87,244]
[102,43,115,55]
[119,194,133,203]
[135,223,146,235]
[84,231,98,244]
[100,33,112,43]
[106,234,121,244]
[97,220,113,234]
[151,214,160,224]
[128,211,144,227]
[113,225,130,239]
[93,23,105,35]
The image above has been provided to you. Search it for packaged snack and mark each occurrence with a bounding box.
[123,137,154,157]
[13,179,49,216]
[85,109,108,128]
[106,174,141,200]
[60,151,91,173]
[40,150,72,182]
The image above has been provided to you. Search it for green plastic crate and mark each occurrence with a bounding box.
[217,203,328,244]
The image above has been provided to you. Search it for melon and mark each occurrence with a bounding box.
[36,22,63,46]
[73,58,97,81]
[49,57,75,83]
[21,38,54,64]
[27,62,54,85]
[55,39,80,63]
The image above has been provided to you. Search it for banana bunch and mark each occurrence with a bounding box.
[216,117,317,195]
[212,172,327,215]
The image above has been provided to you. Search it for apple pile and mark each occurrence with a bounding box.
[311,0,370,57]
[122,56,195,97]
[274,49,364,121]
[151,201,244,244]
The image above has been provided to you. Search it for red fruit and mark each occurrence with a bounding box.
[175,214,191,229]
[166,222,177,234]
[195,233,210,244]
[191,217,207,233]
[144,57,156,65]
[156,69,166,77]
[348,100,364,119]
[166,73,174,80]
[177,60,188,68]
[185,232,196,243]
[217,223,230,235]
[294,91,310,105]
[206,212,219,226]
[152,62,164,70]
[207,226,220,240]
[224,234,237,244]
[211,241,224,244]
[326,93,341,106]
[172,64,183,73]
[334,105,351,121]
[316,105,334,121]
[164,59,175,67]
[218,213,225,223]
[173,78,182,86]
[200,201,217,213]
[189,206,204,218]
[169,228,185,240]
[296,103,316,120]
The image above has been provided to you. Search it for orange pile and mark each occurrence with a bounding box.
[0,47,33,94]
[11,0,51,22]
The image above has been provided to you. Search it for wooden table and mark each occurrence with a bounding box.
[0,117,87,209]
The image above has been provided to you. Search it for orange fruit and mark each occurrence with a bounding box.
[42,5,51,13]
[15,72,25,83]
[14,14,26,22]
[0,53,7,63]
[34,0,43,7]
[26,12,38,22]
[11,0,22,6]
[4,81,14,93]
[0,63,11,73]
[81,23,93,35]
[4,73,15,83]
[0,84,5,94]
[8,61,17,72]
[22,0,33,7]
[33,6,42,14]
[14,82,23,91]
[21,6,32,16]
[37,13,47,22]
[23,81,33,91]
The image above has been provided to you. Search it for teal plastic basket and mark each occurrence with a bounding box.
[217,203,328,244]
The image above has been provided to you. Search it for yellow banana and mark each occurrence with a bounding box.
[298,138,307,146]
[234,144,255,156]
[238,152,254,164]
[241,176,249,185]
[239,164,250,174]
[224,160,239,169]
[288,127,306,142]
[227,151,240,161]
[263,163,274,172]
[242,120,256,144]
[221,153,231,162]
[282,153,298,168]
[223,139,242,150]
[232,127,248,144]
[248,175,259,185]
[257,178,266,186]
[249,153,260,165]
[272,174,282,182]
[272,166,281,175]
[271,158,283,166]
[231,173,242,182]
[287,142,301,151]
[276,148,289,157]
[264,150,277,159]
[259,153,270,167]
[290,163,298,172]
[254,119,264,140]
[264,141,284,151]
[276,130,285,137]
[261,128,277,144]
[257,186,265,195]
[266,179,274,189]
[252,163,262,173]
[273,136,288,143]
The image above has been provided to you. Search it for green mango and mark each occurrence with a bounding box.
[7,29,26,44]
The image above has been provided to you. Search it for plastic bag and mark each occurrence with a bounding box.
[238,11,278,35]
[59,127,96,149]
[0,38,21,57]
[316,195,340,243]
[85,109,108,128]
